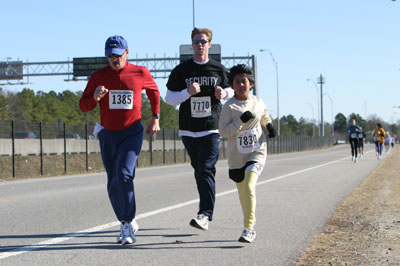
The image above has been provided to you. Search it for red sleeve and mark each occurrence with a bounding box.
[142,67,160,114]
[79,75,98,112]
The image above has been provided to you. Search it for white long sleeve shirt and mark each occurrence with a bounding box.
[219,95,272,169]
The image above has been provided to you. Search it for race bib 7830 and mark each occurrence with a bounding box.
[237,127,261,153]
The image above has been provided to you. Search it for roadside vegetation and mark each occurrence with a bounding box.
[0,87,398,138]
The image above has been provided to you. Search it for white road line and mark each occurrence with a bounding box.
[258,156,350,186]
[0,154,357,260]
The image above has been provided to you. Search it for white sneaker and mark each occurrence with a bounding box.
[239,228,256,243]
[351,156,355,162]
[190,214,209,230]
[354,157,357,163]
[121,222,136,245]
[116,220,139,244]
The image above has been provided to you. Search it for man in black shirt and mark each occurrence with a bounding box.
[166,28,233,230]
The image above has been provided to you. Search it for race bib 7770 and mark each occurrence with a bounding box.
[190,96,211,118]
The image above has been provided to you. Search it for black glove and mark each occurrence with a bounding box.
[266,123,276,138]
[240,111,255,123]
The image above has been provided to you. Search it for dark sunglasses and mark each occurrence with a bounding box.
[193,39,208,45]
[107,54,123,59]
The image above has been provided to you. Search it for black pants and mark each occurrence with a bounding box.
[349,138,359,157]
[182,133,220,221]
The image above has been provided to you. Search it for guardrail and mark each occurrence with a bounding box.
[0,120,340,179]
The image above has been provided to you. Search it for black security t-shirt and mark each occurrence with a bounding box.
[166,59,229,132]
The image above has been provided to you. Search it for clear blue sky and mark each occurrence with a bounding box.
[1,0,399,124]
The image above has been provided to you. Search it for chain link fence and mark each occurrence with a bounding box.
[0,120,340,179]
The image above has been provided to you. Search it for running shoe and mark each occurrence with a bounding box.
[116,220,138,244]
[190,214,209,230]
[239,228,256,243]
[120,222,136,245]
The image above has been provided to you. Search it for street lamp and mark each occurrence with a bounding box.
[317,74,326,136]
[306,78,320,136]
[260,49,280,136]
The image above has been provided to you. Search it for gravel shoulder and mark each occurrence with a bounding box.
[294,147,400,265]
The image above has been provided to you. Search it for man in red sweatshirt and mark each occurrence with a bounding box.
[79,35,160,245]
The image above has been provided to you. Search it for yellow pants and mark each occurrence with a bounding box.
[236,171,259,230]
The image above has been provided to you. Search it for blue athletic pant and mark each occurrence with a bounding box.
[98,122,143,222]
[182,133,220,221]
[375,141,383,155]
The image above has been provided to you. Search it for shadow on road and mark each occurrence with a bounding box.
[0,228,244,253]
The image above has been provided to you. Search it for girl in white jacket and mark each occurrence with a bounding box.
[219,64,276,243]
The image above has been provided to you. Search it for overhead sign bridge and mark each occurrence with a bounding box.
[0,46,258,94]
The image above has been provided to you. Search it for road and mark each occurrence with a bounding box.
[0,144,384,266]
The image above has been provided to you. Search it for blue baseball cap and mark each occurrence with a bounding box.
[105,35,128,56]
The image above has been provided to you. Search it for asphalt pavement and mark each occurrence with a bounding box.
[0,144,384,266]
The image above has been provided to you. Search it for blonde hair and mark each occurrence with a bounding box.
[191,28,213,42]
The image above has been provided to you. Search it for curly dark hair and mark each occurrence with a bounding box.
[228,64,255,86]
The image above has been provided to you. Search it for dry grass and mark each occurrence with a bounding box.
[0,149,192,180]
[294,148,400,265]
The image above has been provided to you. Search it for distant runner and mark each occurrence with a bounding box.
[373,123,386,160]
[347,119,361,163]
[390,134,396,148]
[357,126,366,158]
[384,131,391,154]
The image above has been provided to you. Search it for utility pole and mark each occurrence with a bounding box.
[317,74,325,136]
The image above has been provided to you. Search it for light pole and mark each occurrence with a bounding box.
[324,93,334,136]
[317,74,325,136]
[192,0,196,28]
[260,49,280,136]
[306,102,315,136]
[306,78,320,136]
